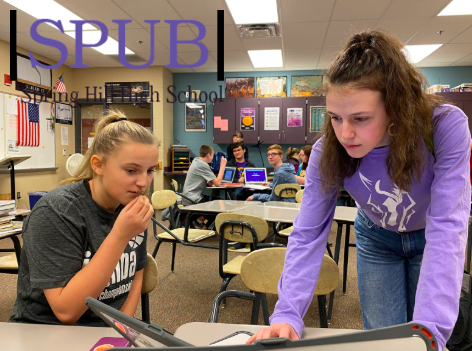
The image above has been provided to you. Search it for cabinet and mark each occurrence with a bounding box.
[171,148,190,173]
[306,96,326,145]
[259,98,283,144]
[213,98,236,143]
[236,98,259,144]
[436,92,472,132]
[282,97,307,144]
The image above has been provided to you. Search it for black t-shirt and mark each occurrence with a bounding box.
[9,180,147,326]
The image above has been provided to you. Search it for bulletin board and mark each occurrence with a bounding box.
[1,93,56,170]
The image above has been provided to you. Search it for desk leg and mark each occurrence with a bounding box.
[343,224,350,294]
[327,221,343,321]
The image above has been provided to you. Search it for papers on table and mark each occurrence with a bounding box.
[243,185,271,190]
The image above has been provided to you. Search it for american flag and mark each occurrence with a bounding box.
[56,74,66,94]
[17,100,40,147]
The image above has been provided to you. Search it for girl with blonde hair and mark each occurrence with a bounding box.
[10,111,159,326]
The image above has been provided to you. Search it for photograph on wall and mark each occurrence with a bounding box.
[55,103,73,125]
[291,75,323,97]
[264,107,280,131]
[240,107,256,131]
[287,108,303,127]
[185,103,206,132]
[310,106,326,132]
[256,77,287,98]
[225,77,255,98]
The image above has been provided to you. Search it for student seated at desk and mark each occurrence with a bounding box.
[295,145,312,185]
[283,147,300,174]
[9,112,157,326]
[247,144,297,203]
[227,131,249,162]
[227,142,255,200]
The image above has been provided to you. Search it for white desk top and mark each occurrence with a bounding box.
[0,228,22,239]
[263,201,301,209]
[174,322,429,350]
[206,184,244,189]
[0,155,31,168]
[333,206,358,222]
[231,205,299,223]
[0,322,120,351]
[182,200,259,213]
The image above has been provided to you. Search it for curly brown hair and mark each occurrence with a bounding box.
[320,30,445,193]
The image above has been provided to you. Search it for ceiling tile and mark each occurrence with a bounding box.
[317,45,343,68]
[381,0,451,18]
[44,55,77,67]
[55,0,142,30]
[284,49,320,67]
[242,37,283,51]
[416,62,451,67]
[450,53,472,66]
[0,2,48,33]
[332,0,391,20]
[285,66,320,71]
[375,17,431,43]
[34,31,102,56]
[407,16,472,45]
[188,25,244,52]
[155,25,207,52]
[0,24,10,32]
[451,26,472,44]
[178,51,217,69]
[210,51,254,70]
[324,20,379,47]
[167,68,195,73]
[81,55,122,67]
[113,0,181,28]
[282,22,328,49]
[280,0,335,22]
[108,29,170,54]
[170,0,233,25]
[421,44,472,63]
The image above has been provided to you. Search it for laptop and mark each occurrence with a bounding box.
[244,168,267,185]
[86,298,252,348]
[221,167,237,184]
[110,322,437,351]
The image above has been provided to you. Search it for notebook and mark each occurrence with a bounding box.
[244,168,267,185]
[221,167,236,184]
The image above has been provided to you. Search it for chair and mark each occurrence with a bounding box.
[151,190,216,272]
[274,183,301,200]
[0,232,22,274]
[216,213,279,297]
[141,253,158,323]
[210,248,338,327]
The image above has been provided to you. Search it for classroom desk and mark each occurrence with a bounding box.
[205,184,245,200]
[231,204,299,223]
[174,322,430,350]
[263,201,301,208]
[0,322,121,351]
[182,200,258,213]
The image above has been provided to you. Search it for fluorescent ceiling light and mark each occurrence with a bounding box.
[4,0,95,31]
[403,45,442,63]
[438,0,472,16]
[248,50,283,68]
[226,0,278,24]
[66,31,134,55]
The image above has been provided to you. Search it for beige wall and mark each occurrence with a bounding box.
[0,39,173,209]
[70,66,173,191]
[0,39,75,208]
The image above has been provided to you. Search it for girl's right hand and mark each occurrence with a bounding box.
[246,323,298,344]
[113,196,154,242]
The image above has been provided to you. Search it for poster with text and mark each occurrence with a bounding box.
[240,107,255,131]
[264,107,280,131]
[287,108,303,127]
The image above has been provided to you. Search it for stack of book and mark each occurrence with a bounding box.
[172,144,188,149]
[0,200,15,233]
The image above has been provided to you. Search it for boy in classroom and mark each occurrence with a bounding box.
[283,147,300,174]
[246,144,297,203]
[227,131,249,162]
[247,30,471,351]
[226,141,255,200]
[181,145,227,227]
[10,111,157,326]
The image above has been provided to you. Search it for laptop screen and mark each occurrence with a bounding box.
[222,168,235,182]
[245,169,267,183]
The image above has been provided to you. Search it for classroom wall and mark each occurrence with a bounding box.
[0,39,75,208]
[173,66,472,168]
[70,65,173,191]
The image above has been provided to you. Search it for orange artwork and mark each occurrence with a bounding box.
[256,77,287,98]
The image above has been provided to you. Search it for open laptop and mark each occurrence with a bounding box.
[221,167,236,184]
[244,168,267,185]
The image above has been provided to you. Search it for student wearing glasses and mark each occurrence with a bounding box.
[227,131,249,162]
[246,144,297,203]
[226,141,255,200]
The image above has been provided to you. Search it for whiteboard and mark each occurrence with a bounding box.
[1,93,56,170]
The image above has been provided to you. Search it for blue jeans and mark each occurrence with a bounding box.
[355,209,426,329]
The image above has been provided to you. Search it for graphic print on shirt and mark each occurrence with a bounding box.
[82,232,145,300]
[360,172,416,231]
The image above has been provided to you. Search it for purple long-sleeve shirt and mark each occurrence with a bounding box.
[270,105,471,350]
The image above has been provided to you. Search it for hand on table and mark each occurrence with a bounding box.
[262,182,270,186]
[246,195,254,201]
[246,323,299,344]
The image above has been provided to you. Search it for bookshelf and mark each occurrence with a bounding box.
[171,148,190,173]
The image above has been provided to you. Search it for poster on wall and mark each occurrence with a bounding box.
[287,108,303,127]
[240,107,255,131]
[256,77,287,98]
[105,82,150,102]
[264,107,280,131]
[291,75,323,97]
[55,103,73,125]
[310,106,326,132]
[225,78,255,98]
[185,103,206,132]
